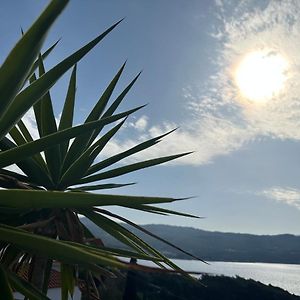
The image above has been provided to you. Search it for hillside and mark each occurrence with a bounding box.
[81,219,300,264]
[100,272,300,300]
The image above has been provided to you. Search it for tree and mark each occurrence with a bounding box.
[0,1,200,299]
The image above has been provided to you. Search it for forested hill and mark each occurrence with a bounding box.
[81,219,300,264]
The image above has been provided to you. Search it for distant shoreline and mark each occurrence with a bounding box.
[82,219,300,265]
[168,257,300,265]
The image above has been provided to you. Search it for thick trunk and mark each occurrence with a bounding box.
[30,255,48,291]
[123,258,137,300]
[30,226,55,292]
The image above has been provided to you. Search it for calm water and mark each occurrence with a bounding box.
[172,259,300,296]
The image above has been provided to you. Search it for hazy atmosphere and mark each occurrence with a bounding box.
[2,0,300,235]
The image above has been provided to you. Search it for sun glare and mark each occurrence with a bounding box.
[235,51,288,103]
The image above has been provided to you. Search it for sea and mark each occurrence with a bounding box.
[170,259,300,296]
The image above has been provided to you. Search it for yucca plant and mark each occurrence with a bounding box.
[0,1,201,299]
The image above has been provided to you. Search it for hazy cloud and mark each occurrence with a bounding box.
[21,109,40,140]
[100,116,252,166]
[103,0,300,166]
[127,115,149,132]
[169,0,300,165]
[260,187,300,210]
[196,0,300,141]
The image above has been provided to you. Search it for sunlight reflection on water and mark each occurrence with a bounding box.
[172,260,300,296]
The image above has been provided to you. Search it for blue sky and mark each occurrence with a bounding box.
[2,0,300,235]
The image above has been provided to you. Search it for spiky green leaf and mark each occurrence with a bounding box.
[7,270,50,300]
[0,19,122,140]
[61,264,75,300]
[68,182,135,191]
[0,189,178,209]
[0,224,128,269]
[37,55,61,183]
[59,64,77,157]
[79,152,192,184]
[0,0,68,117]
[59,119,125,188]
[87,128,176,175]
[25,39,60,83]
[0,267,14,300]
[62,62,126,170]
[0,137,53,187]
[97,208,205,262]
[0,108,139,169]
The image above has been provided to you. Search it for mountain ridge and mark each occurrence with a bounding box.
[138,223,299,237]
[81,219,300,264]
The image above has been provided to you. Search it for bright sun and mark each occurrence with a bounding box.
[235,51,288,103]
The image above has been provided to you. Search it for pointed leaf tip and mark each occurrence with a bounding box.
[0,0,68,122]
[109,18,124,30]
[181,151,194,156]
[158,128,178,140]
[174,196,197,201]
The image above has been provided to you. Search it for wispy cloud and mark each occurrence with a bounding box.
[126,115,149,132]
[260,187,300,210]
[100,116,251,165]
[104,0,300,166]
[21,108,40,140]
[197,0,300,141]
